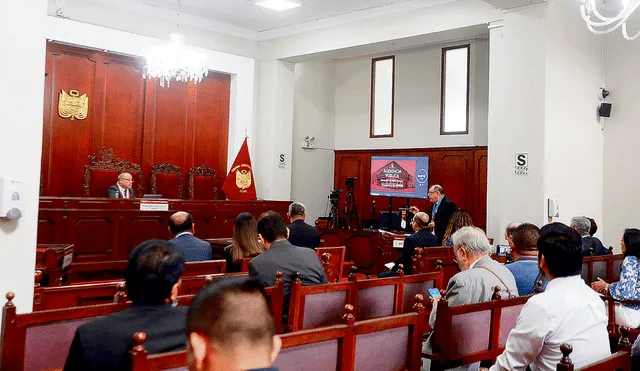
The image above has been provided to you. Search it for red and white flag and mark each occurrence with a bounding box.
[221,138,257,200]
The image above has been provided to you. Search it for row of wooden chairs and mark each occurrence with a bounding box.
[1,272,284,371]
[129,297,632,371]
[83,147,220,199]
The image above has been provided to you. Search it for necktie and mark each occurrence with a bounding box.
[124,190,128,199]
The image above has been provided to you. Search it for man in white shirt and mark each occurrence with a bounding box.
[488,223,610,371]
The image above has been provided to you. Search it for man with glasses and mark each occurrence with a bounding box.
[108,172,135,199]
[380,212,437,277]
[409,184,458,245]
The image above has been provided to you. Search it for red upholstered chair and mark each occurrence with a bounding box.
[188,165,218,200]
[83,147,142,197]
[150,163,183,199]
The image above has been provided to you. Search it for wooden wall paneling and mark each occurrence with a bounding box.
[100,57,145,168]
[333,147,487,229]
[150,80,190,174]
[67,212,118,260]
[193,73,231,192]
[474,149,488,230]
[41,49,54,196]
[44,45,98,197]
[125,214,168,257]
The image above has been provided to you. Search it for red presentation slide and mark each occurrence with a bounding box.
[370,159,417,193]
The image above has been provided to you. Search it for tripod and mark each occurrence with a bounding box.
[328,199,341,228]
[343,188,360,230]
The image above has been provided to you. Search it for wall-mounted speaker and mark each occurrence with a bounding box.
[599,103,612,118]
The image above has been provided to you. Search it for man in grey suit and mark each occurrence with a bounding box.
[168,212,212,262]
[249,211,328,322]
[424,226,518,371]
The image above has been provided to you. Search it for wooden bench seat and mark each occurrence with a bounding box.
[315,246,346,283]
[556,327,631,371]
[424,289,532,370]
[3,274,284,371]
[581,254,624,284]
[287,269,443,332]
[33,272,249,311]
[128,299,426,371]
[64,259,227,284]
[35,244,74,286]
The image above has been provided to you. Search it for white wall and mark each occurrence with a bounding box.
[46,17,256,178]
[47,0,258,58]
[334,40,489,150]
[543,0,604,238]
[259,0,500,61]
[291,62,336,222]
[486,6,549,239]
[0,0,47,314]
[603,33,640,247]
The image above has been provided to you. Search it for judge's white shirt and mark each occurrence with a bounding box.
[490,275,610,371]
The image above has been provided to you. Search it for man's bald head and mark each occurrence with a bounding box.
[117,172,133,189]
[413,212,430,229]
[169,211,194,235]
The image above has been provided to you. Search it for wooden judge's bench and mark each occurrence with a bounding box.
[37,197,290,262]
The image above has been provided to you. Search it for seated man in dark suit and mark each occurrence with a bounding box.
[570,216,608,256]
[249,211,328,320]
[286,202,320,249]
[107,172,135,199]
[64,239,187,371]
[168,211,212,262]
[186,277,282,371]
[380,212,438,277]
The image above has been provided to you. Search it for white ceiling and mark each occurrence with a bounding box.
[126,0,459,37]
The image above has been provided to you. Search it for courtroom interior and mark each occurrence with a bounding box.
[2,0,640,370]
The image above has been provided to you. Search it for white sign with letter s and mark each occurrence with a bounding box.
[514,153,528,175]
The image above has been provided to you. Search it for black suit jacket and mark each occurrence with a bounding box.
[428,195,458,245]
[287,220,320,249]
[249,240,328,320]
[107,185,135,199]
[582,236,609,257]
[393,228,438,274]
[169,233,213,262]
[63,304,187,371]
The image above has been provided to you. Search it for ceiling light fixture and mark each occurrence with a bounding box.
[581,0,640,40]
[257,0,301,11]
[143,0,208,87]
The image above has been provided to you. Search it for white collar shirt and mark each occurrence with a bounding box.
[117,184,128,198]
[175,231,193,238]
[490,275,610,371]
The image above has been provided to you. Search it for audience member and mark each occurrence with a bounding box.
[380,212,437,277]
[424,226,517,371]
[442,211,474,247]
[286,202,320,249]
[409,184,458,245]
[570,216,608,256]
[224,212,264,272]
[591,228,640,328]
[107,172,135,199]
[489,223,610,371]
[504,221,521,253]
[399,208,415,232]
[64,240,187,371]
[505,223,546,295]
[249,211,328,320]
[168,211,212,262]
[186,276,282,371]
[586,217,598,237]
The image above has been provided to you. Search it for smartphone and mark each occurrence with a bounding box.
[427,288,441,299]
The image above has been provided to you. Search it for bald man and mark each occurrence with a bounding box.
[380,212,438,277]
[108,172,135,199]
[168,212,212,262]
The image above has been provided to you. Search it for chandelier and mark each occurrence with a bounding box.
[143,0,208,87]
[581,0,640,40]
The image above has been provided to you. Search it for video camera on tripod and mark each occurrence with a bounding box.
[329,188,343,202]
[344,177,357,190]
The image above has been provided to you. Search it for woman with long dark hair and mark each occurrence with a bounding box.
[591,228,640,328]
[442,211,474,247]
[224,212,264,272]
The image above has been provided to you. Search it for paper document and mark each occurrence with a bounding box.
[384,262,395,270]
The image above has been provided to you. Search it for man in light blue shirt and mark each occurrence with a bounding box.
[505,223,547,295]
